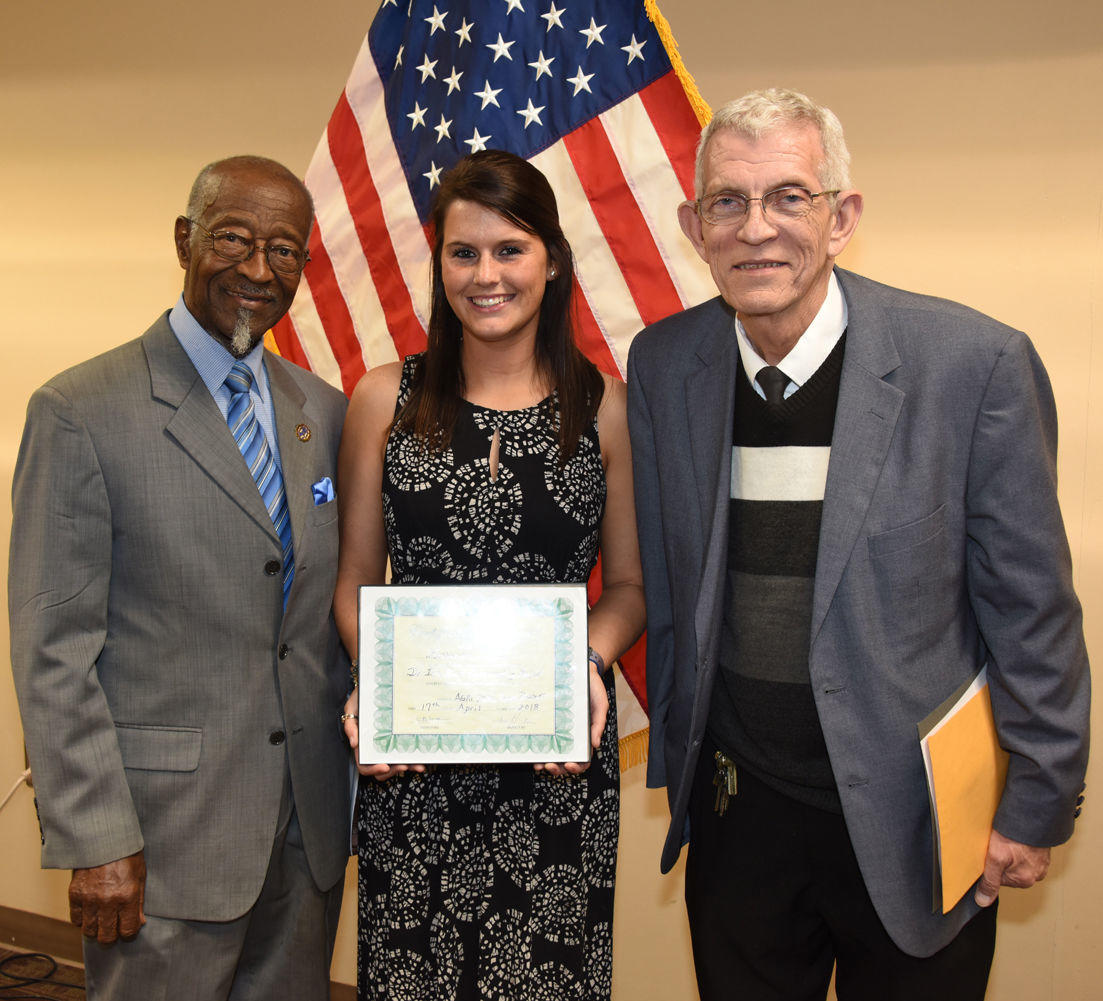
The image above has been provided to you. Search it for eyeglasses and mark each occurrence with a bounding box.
[696,185,840,226]
[186,218,311,276]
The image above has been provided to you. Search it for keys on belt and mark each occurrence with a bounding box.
[712,751,738,815]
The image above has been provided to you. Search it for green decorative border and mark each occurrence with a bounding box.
[371,594,576,755]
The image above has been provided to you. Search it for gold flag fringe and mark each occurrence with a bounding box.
[618,726,650,773]
[644,0,712,126]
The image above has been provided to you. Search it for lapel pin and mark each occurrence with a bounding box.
[295,423,312,442]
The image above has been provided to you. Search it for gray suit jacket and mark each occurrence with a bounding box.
[9,313,351,922]
[627,268,1090,956]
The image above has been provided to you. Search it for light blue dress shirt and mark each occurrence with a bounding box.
[168,296,283,466]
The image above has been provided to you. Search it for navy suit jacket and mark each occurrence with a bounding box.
[627,267,1090,956]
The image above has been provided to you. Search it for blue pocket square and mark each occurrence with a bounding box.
[312,476,335,505]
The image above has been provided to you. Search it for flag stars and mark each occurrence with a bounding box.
[541,2,565,31]
[516,99,545,129]
[407,101,427,130]
[502,0,524,12]
[417,55,438,82]
[528,51,554,81]
[464,127,491,153]
[621,34,646,64]
[423,5,447,34]
[579,18,606,48]
[434,114,453,142]
[455,17,474,45]
[394,45,404,69]
[423,161,443,189]
[486,33,516,61]
[567,65,594,95]
[475,79,502,109]
[443,66,464,94]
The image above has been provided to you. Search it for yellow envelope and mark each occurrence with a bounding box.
[919,669,1010,913]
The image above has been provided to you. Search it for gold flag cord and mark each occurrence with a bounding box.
[618,727,650,773]
[645,0,712,126]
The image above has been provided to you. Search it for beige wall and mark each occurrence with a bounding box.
[2,1,1100,996]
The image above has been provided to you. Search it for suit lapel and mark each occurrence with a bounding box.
[810,271,904,642]
[266,357,312,556]
[143,318,280,542]
[684,301,740,648]
[686,301,739,543]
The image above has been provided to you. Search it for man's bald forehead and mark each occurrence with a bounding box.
[186,155,313,226]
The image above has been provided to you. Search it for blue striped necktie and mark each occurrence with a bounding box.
[224,361,294,606]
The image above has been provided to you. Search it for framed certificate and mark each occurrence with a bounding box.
[357,584,590,765]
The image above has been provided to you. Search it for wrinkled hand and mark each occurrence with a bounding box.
[974,829,1050,907]
[536,664,609,777]
[69,850,146,943]
[343,687,425,781]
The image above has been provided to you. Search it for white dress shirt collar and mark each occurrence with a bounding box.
[734,271,848,397]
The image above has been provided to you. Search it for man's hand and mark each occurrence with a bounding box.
[69,850,147,943]
[974,830,1050,907]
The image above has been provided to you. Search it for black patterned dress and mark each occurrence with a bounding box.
[356,355,620,1001]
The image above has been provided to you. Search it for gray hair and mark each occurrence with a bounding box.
[694,88,852,197]
[185,155,314,228]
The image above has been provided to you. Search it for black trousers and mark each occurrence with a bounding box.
[685,746,997,1001]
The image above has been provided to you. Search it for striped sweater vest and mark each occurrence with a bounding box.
[707,334,846,813]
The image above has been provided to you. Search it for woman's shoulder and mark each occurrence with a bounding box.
[346,360,405,431]
[596,372,626,421]
[594,373,628,451]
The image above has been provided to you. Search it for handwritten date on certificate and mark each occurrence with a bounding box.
[391,613,556,735]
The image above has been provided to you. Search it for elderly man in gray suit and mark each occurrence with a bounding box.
[627,89,1089,1000]
[9,155,350,1000]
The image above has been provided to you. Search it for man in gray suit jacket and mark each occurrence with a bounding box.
[627,89,1089,999]
[9,156,350,1000]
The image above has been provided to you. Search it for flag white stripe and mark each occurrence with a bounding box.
[600,95,717,311]
[532,141,644,374]
[283,280,342,387]
[347,40,432,332]
[304,138,398,369]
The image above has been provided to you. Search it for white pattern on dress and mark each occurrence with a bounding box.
[492,797,540,890]
[359,355,616,1000]
[477,908,535,999]
[441,823,495,922]
[444,460,523,563]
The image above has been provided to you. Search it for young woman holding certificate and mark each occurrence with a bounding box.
[334,150,646,1001]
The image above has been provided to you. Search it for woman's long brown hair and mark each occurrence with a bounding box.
[394,149,603,461]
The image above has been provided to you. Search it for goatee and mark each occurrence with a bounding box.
[230,309,255,357]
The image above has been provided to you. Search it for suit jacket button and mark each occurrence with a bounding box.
[278,644,290,660]
[264,560,281,576]
[269,730,286,745]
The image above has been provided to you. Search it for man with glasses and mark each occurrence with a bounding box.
[10,156,349,1000]
[627,89,1089,999]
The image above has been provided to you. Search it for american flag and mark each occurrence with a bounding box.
[271,0,714,743]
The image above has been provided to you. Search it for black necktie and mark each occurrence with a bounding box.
[755,366,789,408]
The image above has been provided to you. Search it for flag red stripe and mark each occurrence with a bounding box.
[300,233,365,395]
[570,281,621,378]
[638,71,703,201]
[328,92,427,362]
[562,119,685,328]
[271,314,310,369]
[618,638,649,714]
